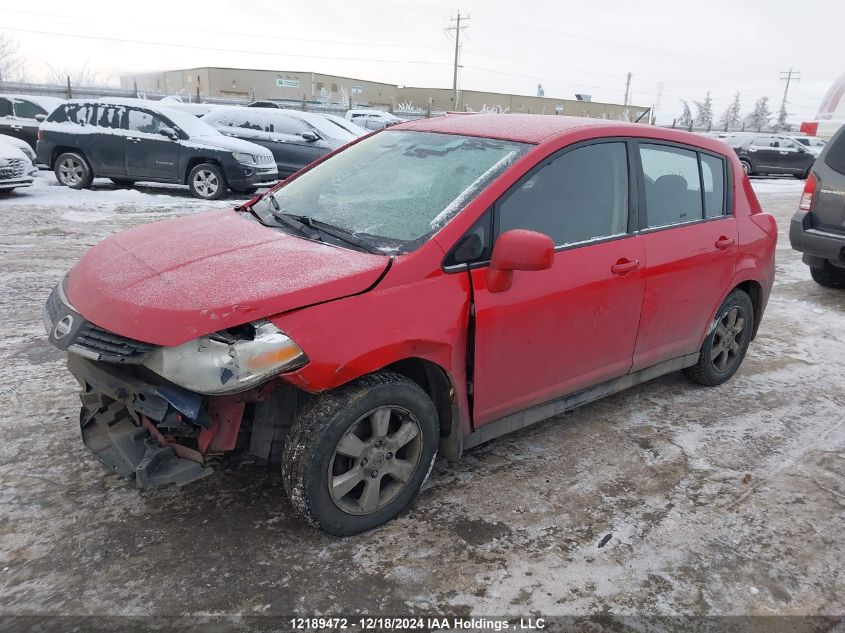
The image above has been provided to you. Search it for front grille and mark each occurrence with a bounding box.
[72,323,158,360]
[0,158,26,180]
[257,154,275,166]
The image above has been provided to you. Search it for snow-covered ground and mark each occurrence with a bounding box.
[1,173,844,621]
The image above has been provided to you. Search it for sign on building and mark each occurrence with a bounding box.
[276,78,300,88]
[555,104,565,113]
[351,86,363,95]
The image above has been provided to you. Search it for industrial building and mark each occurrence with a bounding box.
[121,66,649,121]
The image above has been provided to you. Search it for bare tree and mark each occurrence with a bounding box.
[0,31,27,82]
[44,63,115,87]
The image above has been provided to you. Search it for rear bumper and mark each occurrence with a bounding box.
[789,211,845,268]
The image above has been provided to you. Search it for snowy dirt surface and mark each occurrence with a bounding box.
[1,172,844,621]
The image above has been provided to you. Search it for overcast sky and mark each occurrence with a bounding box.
[1,0,841,123]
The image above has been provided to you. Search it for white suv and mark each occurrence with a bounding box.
[0,139,37,193]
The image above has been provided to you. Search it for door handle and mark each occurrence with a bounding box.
[715,236,736,250]
[611,258,640,275]
[126,136,142,143]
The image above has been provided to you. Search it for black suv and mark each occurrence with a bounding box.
[0,94,64,149]
[730,133,816,179]
[36,99,278,199]
[789,125,845,287]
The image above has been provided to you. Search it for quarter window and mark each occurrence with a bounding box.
[700,153,726,217]
[640,144,703,227]
[498,142,629,246]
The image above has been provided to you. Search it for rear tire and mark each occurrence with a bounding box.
[684,289,754,387]
[810,263,845,289]
[282,371,439,536]
[188,163,227,200]
[739,159,753,176]
[54,152,93,189]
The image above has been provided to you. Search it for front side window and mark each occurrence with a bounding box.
[12,99,46,119]
[128,110,169,135]
[640,144,703,227]
[267,131,529,250]
[498,142,629,246]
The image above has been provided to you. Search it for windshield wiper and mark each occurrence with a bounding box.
[274,213,383,255]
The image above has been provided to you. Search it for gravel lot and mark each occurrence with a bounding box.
[0,173,843,623]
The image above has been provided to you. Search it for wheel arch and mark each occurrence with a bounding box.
[184,157,223,184]
[734,279,764,339]
[52,146,86,167]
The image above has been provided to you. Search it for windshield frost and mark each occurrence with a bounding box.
[268,130,529,250]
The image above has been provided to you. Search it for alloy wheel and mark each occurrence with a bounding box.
[58,158,84,186]
[193,170,219,198]
[711,306,747,372]
[328,406,423,515]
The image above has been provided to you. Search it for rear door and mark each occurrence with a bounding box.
[469,140,646,426]
[748,136,781,171]
[631,142,737,371]
[807,128,845,235]
[88,103,127,178]
[125,108,180,181]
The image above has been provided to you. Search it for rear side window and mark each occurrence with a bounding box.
[13,99,46,119]
[498,142,629,246]
[824,133,845,175]
[700,154,726,218]
[97,105,126,130]
[640,144,703,227]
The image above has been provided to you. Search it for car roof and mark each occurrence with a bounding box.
[1,94,65,110]
[393,113,729,150]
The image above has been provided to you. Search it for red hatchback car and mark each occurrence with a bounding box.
[44,114,776,535]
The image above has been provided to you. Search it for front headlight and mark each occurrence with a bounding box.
[232,152,257,165]
[141,321,307,395]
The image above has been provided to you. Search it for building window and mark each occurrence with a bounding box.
[331,83,338,92]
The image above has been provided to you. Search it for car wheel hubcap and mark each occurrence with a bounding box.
[59,158,83,185]
[328,406,423,516]
[193,170,219,197]
[711,306,746,372]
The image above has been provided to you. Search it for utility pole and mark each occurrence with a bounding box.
[778,68,800,128]
[623,72,632,106]
[447,11,469,111]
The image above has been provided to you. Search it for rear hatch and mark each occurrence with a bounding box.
[807,126,845,234]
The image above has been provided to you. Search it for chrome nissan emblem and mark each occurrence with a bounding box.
[54,315,74,339]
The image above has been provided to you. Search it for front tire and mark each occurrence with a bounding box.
[188,163,227,200]
[282,372,439,536]
[810,263,845,288]
[54,152,93,189]
[684,289,754,387]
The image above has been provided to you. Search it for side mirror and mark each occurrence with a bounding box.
[160,127,178,140]
[300,132,320,142]
[486,229,555,293]
[35,114,47,122]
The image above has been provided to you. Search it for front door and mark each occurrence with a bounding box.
[470,141,646,426]
[631,143,738,370]
[125,108,180,181]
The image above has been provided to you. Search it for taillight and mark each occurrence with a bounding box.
[37,129,43,141]
[799,173,817,211]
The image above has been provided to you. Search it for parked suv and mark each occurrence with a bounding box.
[44,115,776,535]
[730,133,815,178]
[201,106,360,177]
[36,99,277,199]
[789,125,845,287]
[345,109,407,130]
[0,94,64,149]
[0,138,37,192]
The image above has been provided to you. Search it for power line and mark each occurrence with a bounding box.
[0,26,452,67]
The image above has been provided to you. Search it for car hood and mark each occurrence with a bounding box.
[186,134,274,157]
[66,209,390,346]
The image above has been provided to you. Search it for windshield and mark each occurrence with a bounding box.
[265,130,529,252]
